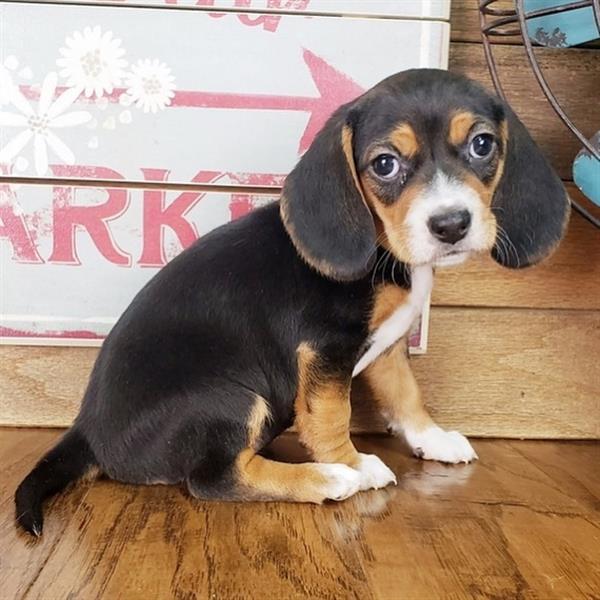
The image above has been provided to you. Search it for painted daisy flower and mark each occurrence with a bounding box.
[0,72,92,175]
[125,59,176,114]
[57,26,127,98]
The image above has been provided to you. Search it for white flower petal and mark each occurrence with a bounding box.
[46,130,75,164]
[38,72,58,115]
[0,112,28,127]
[15,155,29,172]
[50,110,91,127]
[8,86,35,117]
[0,129,33,162]
[34,134,49,175]
[4,55,19,70]
[47,85,82,119]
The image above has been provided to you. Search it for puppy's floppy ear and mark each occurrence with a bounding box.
[491,105,570,268]
[280,105,376,281]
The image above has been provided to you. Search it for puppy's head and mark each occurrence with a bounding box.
[281,69,570,280]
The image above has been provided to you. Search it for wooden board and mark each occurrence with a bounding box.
[2,429,599,599]
[451,0,521,44]
[41,0,451,19]
[0,2,449,185]
[448,42,600,182]
[352,307,600,439]
[2,307,598,438]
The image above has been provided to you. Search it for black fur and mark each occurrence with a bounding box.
[15,69,568,535]
[491,104,569,267]
[281,105,377,281]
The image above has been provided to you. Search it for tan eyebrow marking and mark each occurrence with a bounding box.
[448,110,478,146]
[389,122,419,158]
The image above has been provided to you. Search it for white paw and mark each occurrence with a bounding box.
[404,426,478,464]
[355,453,397,491]
[316,463,362,501]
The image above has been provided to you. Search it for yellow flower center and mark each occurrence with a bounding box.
[28,114,49,134]
[142,75,162,96]
[81,49,104,78]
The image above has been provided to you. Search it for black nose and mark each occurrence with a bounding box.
[428,210,472,245]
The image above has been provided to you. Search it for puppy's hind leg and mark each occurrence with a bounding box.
[186,394,361,504]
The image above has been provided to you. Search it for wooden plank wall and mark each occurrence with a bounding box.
[1,1,599,437]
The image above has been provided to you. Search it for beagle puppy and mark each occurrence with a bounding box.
[16,69,569,535]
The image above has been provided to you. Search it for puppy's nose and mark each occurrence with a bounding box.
[428,210,472,245]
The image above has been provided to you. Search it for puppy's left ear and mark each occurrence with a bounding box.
[491,105,570,268]
[281,105,376,281]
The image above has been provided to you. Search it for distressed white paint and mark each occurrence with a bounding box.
[92,0,450,19]
[0,3,449,185]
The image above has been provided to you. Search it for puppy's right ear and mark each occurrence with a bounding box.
[281,105,376,281]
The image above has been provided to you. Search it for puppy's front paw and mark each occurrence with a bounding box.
[355,453,397,491]
[405,426,478,464]
[316,463,362,501]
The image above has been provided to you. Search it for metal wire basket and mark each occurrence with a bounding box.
[479,0,600,228]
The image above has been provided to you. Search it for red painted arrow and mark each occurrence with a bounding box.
[19,50,365,153]
[169,50,365,151]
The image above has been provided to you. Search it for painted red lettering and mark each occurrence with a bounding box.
[138,169,221,267]
[48,166,131,266]
[0,186,43,263]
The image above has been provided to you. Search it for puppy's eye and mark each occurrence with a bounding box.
[371,154,400,179]
[469,134,495,159]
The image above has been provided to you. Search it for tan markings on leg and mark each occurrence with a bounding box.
[246,394,272,450]
[294,343,359,467]
[448,110,477,146]
[390,122,419,158]
[362,336,434,434]
[235,450,339,503]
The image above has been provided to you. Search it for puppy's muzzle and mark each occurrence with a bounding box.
[427,209,472,245]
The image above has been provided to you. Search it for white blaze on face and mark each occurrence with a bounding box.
[405,171,494,266]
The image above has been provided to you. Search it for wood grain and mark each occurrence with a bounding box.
[2,429,598,599]
[434,202,600,310]
[353,307,600,439]
[0,345,98,427]
[3,307,598,438]
[451,0,520,44]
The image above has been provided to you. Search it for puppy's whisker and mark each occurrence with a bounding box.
[371,248,390,291]
[495,223,520,268]
[381,250,393,288]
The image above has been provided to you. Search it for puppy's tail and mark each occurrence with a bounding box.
[15,428,97,536]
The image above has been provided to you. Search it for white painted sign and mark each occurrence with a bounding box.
[0,3,447,348]
[0,3,449,184]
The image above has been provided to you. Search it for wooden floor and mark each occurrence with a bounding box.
[1,429,599,599]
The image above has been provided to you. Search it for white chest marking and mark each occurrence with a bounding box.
[352,264,433,377]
